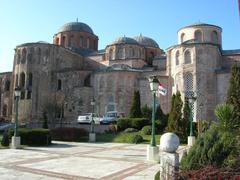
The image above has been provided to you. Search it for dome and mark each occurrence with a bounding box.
[110,36,139,45]
[58,22,94,34]
[134,35,159,48]
[179,22,222,31]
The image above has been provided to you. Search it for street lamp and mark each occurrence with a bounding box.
[90,99,95,133]
[147,76,159,162]
[89,98,96,142]
[12,86,21,148]
[186,92,196,146]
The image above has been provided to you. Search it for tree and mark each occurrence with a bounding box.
[129,91,142,118]
[141,104,152,119]
[166,91,183,136]
[226,64,240,127]
[155,104,168,133]
[181,98,191,141]
[215,104,234,131]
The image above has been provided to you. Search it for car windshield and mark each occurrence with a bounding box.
[107,113,116,117]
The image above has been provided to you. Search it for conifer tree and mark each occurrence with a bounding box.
[129,91,142,118]
[141,104,152,119]
[166,91,183,135]
[226,64,240,127]
[181,98,191,140]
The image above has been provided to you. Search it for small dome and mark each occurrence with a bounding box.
[134,35,159,48]
[110,36,139,45]
[58,22,94,34]
[160,133,179,153]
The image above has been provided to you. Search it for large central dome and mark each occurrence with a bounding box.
[58,22,94,34]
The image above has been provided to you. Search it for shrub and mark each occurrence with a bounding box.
[1,130,9,146]
[117,118,149,131]
[130,134,143,144]
[141,125,152,135]
[141,104,152,119]
[154,171,160,180]
[9,128,51,146]
[180,125,238,170]
[51,127,87,141]
[124,128,138,133]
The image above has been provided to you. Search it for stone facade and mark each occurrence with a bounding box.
[0,21,239,126]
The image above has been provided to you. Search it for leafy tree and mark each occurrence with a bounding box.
[166,91,183,136]
[226,64,240,127]
[141,104,152,119]
[129,91,142,118]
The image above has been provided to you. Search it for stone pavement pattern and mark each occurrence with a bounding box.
[0,142,187,180]
[0,142,160,180]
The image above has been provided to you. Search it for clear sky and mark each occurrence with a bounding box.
[0,0,239,72]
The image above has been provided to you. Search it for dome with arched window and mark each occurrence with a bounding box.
[58,22,94,34]
[134,35,159,48]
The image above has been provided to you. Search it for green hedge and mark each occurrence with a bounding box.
[51,127,88,141]
[9,128,51,146]
[117,118,149,131]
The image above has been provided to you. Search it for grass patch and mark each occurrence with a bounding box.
[97,132,161,144]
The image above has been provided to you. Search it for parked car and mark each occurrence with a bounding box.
[77,113,102,124]
[100,111,125,124]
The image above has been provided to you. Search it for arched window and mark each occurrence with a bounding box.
[117,46,124,59]
[86,38,90,48]
[4,80,10,91]
[129,47,134,57]
[184,50,191,64]
[79,36,83,47]
[84,75,91,87]
[194,30,202,42]
[28,73,32,86]
[57,79,62,90]
[109,49,113,60]
[181,33,186,43]
[184,73,193,92]
[20,72,25,88]
[212,31,218,44]
[2,104,7,117]
[175,51,180,65]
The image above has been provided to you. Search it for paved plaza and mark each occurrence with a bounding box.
[0,141,187,180]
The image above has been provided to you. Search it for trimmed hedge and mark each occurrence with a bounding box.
[124,128,138,133]
[51,127,88,141]
[117,118,149,131]
[9,128,51,146]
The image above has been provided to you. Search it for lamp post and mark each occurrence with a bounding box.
[147,76,159,162]
[186,93,196,146]
[89,98,96,142]
[12,86,21,149]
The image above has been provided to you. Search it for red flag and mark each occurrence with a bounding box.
[158,83,167,96]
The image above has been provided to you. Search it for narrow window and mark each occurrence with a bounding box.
[212,31,218,44]
[181,33,186,43]
[20,90,25,99]
[109,49,113,60]
[184,50,191,64]
[194,30,202,42]
[62,36,66,46]
[28,73,33,86]
[56,37,59,45]
[79,36,83,47]
[4,80,10,91]
[20,72,25,88]
[57,79,62,90]
[175,51,179,65]
[84,75,91,87]
[27,91,32,99]
[86,38,90,48]
[15,74,18,87]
